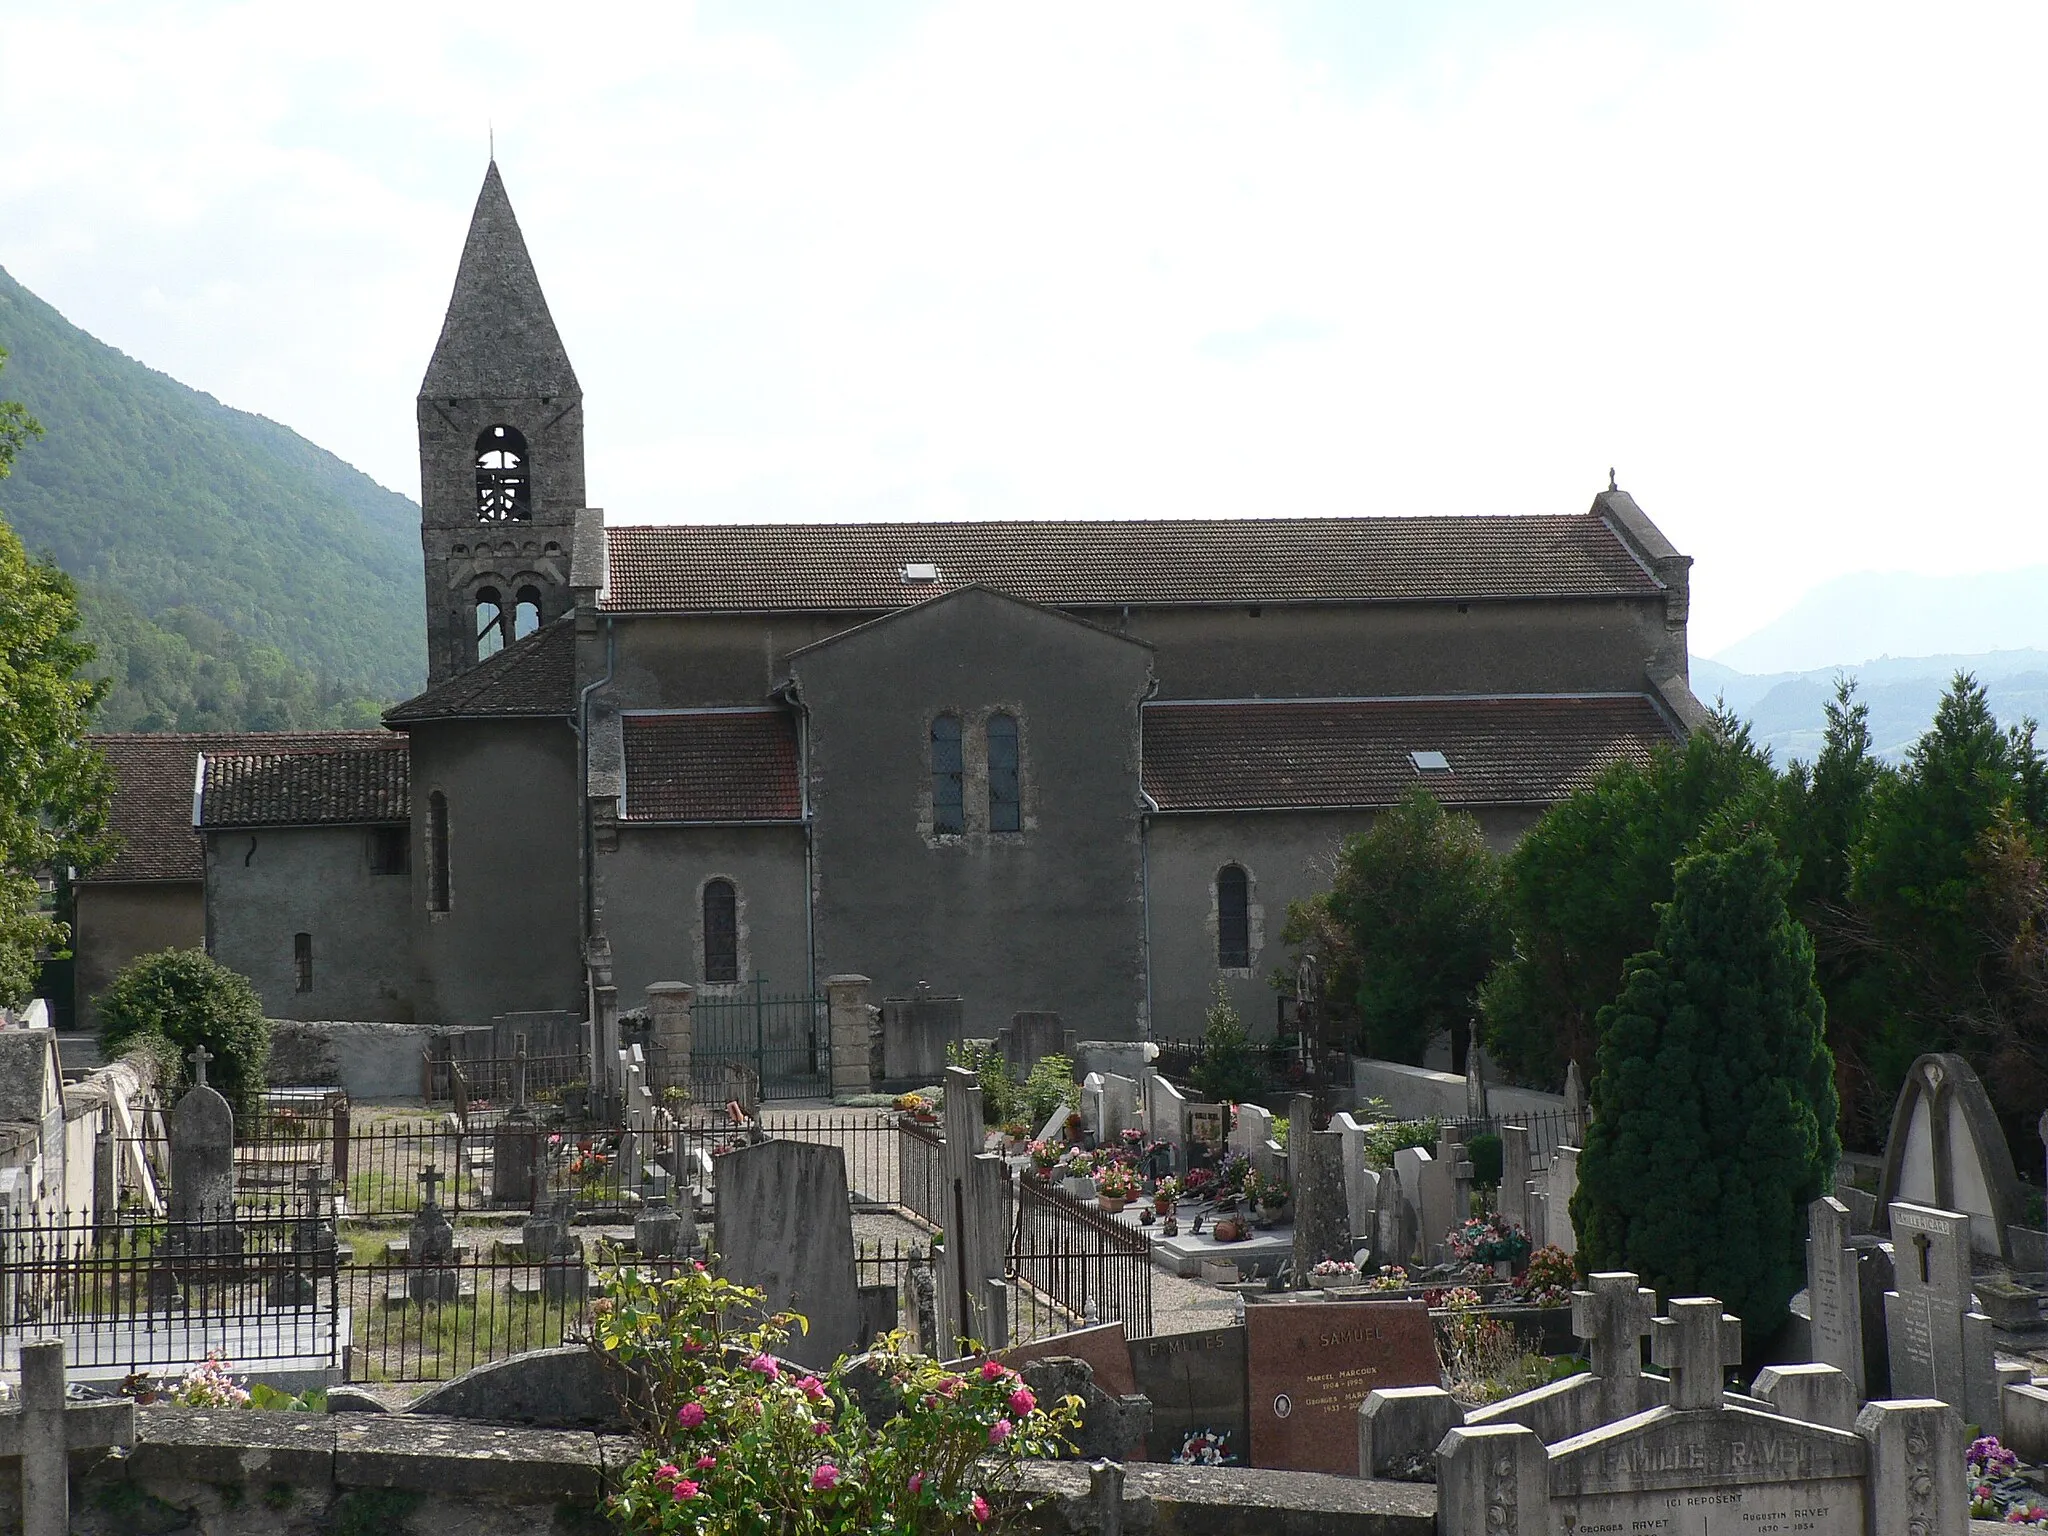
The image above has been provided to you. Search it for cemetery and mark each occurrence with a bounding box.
[2,977,2047,1535]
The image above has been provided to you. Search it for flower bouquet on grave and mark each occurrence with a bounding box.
[1311,1258,1360,1283]
[1001,1120,1032,1152]
[895,1092,938,1124]
[1025,1140,1062,1180]
[1256,1177,1290,1219]
[1059,1149,1098,1200]
[1180,1166,1216,1201]
[1213,1150,1252,1202]
[1152,1176,1181,1216]
[1363,1265,1410,1293]
[1444,1213,1530,1272]
[1967,1437,2048,1523]
[1171,1427,1236,1466]
[1093,1163,1141,1213]
[1513,1245,1577,1308]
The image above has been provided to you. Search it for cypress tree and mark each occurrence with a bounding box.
[1572,826,1838,1341]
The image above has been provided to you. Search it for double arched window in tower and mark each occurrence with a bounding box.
[475,585,543,661]
[475,425,531,523]
[929,712,1022,836]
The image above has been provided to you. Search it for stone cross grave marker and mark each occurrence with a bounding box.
[1650,1295,1743,1408]
[2,1339,136,1536]
[492,1032,541,1207]
[1465,1052,1487,1117]
[713,1139,862,1369]
[1807,1195,1866,1398]
[1573,1270,1658,1424]
[1884,1199,1999,1431]
[407,1163,461,1301]
[169,1044,236,1248]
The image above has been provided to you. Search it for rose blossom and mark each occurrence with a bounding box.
[812,1464,840,1491]
[980,1359,1005,1382]
[673,1479,699,1500]
[972,1494,991,1523]
[989,1418,1013,1444]
[695,1455,717,1472]
[798,1375,828,1401]
[749,1354,780,1381]
[677,1402,706,1429]
[1008,1385,1036,1416]
[907,1472,925,1494]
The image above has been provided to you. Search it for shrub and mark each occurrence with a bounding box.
[946,1039,1021,1127]
[1190,985,1267,1105]
[98,948,270,1115]
[1020,1053,1075,1128]
[592,1258,1082,1534]
[1465,1132,1502,1187]
[1360,1117,1439,1170]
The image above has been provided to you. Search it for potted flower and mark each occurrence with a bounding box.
[1444,1213,1532,1276]
[894,1091,938,1124]
[1094,1162,1141,1214]
[1060,1150,1097,1201]
[1153,1175,1181,1216]
[1310,1258,1359,1284]
[1026,1139,1062,1181]
[1001,1120,1032,1154]
[1258,1177,1290,1223]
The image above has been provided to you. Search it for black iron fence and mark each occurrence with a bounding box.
[345,1249,593,1383]
[426,1053,588,1108]
[1006,1176,1151,1341]
[0,1202,341,1375]
[1443,1108,1583,1174]
[898,1120,945,1229]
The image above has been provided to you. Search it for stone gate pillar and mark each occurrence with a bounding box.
[826,975,873,1098]
[645,982,695,1098]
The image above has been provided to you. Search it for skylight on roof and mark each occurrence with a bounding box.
[902,562,939,583]
[1409,750,1452,773]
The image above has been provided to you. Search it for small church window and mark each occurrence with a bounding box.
[1217,865,1250,969]
[294,932,313,993]
[476,587,507,660]
[428,792,451,912]
[475,425,531,523]
[513,586,543,641]
[987,713,1020,833]
[703,879,738,984]
[931,715,964,835]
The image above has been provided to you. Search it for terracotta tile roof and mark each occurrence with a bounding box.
[200,742,410,828]
[86,732,394,881]
[621,710,802,822]
[385,617,576,725]
[1141,695,1679,812]
[602,514,1662,613]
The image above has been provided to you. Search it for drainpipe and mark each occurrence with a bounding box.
[776,678,818,998]
[1137,677,1160,1039]
[576,616,617,946]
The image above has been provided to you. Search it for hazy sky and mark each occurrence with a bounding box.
[2,1,2043,656]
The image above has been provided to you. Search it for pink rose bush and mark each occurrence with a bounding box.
[594,1256,1082,1534]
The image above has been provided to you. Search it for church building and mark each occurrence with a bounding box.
[96,164,1707,1077]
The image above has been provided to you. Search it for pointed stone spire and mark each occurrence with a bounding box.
[421,162,580,400]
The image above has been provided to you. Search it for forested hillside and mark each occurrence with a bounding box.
[0,266,423,705]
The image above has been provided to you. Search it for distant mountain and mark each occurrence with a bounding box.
[0,265,423,700]
[1691,651,2048,763]
[1714,568,2048,674]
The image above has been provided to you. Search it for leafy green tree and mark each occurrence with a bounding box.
[1847,673,2048,1130]
[0,348,114,1006]
[98,949,272,1115]
[1480,714,1774,1087]
[1310,787,1506,1068]
[1191,983,1268,1105]
[1572,826,1838,1341]
[1775,679,1892,1144]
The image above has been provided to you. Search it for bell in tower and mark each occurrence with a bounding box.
[416,162,585,688]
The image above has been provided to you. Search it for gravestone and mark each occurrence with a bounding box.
[1391,1145,1431,1262]
[1245,1298,1438,1472]
[1807,1195,1866,1398]
[491,1035,541,1207]
[1465,1052,1488,1117]
[1417,1126,1470,1256]
[1878,1053,2026,1260]
[1573,1270,1660,1426]
[1130,1324,1248,1464]
[994,1320,1138,1397]
[715,1139,862,1370]
[998,1011,1076,1080]
[1230,1103,1283,1182]
[169,1045,235,1223]
[408,1165,461,1302]
[634,1191,687,1260]
[1185,1102,1225,1150]
[1289,1097,1350,1276]
[1547,1145,1580,1256]
[1498,1123,1532,1233]
[1,1339,136,1536]
[933,1065,1011,1352]
[1080,1073,1106,1139]
[1563,1058,1587,1140]
[1098,1073,1141,1139]
[1883,1200,1999,1431]
[1143,1070,1191,1155]
[881,987,963,1082]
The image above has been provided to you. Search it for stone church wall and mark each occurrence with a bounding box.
[602,824,809,1000]
[406,718,584,1028]
[71,880,204,1028]
[792,589,1153,1041]
[205,826,412,1023]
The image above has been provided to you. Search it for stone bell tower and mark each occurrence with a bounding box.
[417,162,585,688]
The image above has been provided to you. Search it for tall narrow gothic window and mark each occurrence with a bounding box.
[513,585,543,640]
[703,879,738,984]
[428,792,451,912]
[294,932,313,993]
[931,715,964,834]
[475,425,531,523]
[987,713,1020,832]
[1217,865,1250,968]
[476,587,506,660]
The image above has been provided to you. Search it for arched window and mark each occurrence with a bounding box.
[1217,864,1250,969]
[293,932,313,994]
[513,585,543,641]
[931,715,964,834]
[475,425,531,523]
[475,587,506,660]
[428,792,451,912]
[703,879,738,984]
[987,713,1020,832]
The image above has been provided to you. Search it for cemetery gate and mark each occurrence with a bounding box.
[693,975,832,1102]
